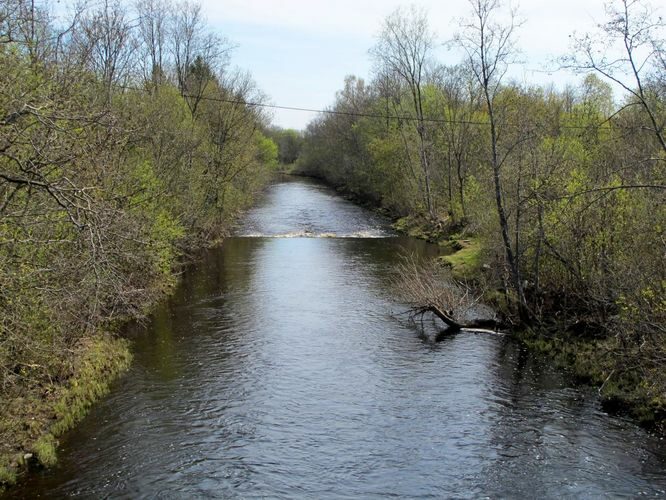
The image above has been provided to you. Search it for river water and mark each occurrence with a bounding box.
[7,177,666,498]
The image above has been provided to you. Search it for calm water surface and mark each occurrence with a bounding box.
[7,177,666,498]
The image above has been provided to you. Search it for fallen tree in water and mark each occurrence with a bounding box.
[394,257,506,335]
[418,304,505,333]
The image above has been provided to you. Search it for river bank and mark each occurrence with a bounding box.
[515,329,666,435]
[0,195,272,492]
[398,218,665,435]
[0,336,133,487]
[0,261,187,490]
[1,6,277,488]
[291,173,665,435]
[5,177,665,498]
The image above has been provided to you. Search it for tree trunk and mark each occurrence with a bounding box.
[485,87,530,322]
[424,305,504,333]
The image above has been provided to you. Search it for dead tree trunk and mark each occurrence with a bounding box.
[417,305,505,333]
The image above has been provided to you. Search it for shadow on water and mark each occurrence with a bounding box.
[5,177,666,499]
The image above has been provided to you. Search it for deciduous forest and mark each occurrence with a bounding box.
[1,0,665,490]
[1,0,276,481]
[296,1,665,426]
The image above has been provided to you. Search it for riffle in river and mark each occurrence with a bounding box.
[7,177,666,498]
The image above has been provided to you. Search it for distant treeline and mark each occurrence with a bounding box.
[297,2,665,422]
[0,0,277,470]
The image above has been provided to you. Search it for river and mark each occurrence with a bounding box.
[7,177,666,498]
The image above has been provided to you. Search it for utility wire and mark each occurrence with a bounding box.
[116,83,646,131]
[116,83,490,126]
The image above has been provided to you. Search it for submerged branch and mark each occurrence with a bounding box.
[394,256,506,337]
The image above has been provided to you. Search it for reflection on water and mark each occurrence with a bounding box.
[6,177,666,499]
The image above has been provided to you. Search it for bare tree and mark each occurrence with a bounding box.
[394,256,504,334]
[1,0,27,44]
[371,6,437,218]
[0,0,69,64]
[170,0,232,114]
[455,0,531,321]
[136,0,171,86]
[431,63,480,219]
[566,0,666,154]
[73,0,137,98]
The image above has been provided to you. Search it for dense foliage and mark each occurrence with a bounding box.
[267,127,304,168]
[0,0,275,474]
[297,1,665,422]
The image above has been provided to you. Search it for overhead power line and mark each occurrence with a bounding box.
[116,83,490,126]
[116,83,642,131]
[206,97,494,126]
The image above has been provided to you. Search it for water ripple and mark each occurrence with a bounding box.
[7,178,666,499]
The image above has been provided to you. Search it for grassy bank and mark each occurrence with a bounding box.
[0,335,132,488]
[1,3,278,490]
[392,215,483,280]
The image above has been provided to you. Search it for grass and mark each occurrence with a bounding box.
[32,435,57,468]
[438,238,482,280]
[0,335,132,491]
[0,466,16,488]
[50,336,132,438]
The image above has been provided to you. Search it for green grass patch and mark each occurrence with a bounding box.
[32,434,57,468]
[0,335,132,490]
[50,336,132,438]
[438,238,482,280]
[0,465,17,488]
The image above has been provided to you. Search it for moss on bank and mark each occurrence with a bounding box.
[515,328,666,434]
[392,215,482,281]
[392,215,451,243]
[0,335,132,490]
[438,239,482,280]
[391,214,665,433]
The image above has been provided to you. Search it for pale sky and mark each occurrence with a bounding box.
[202,0,613,130]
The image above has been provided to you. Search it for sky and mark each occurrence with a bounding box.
[201,0,613,130]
